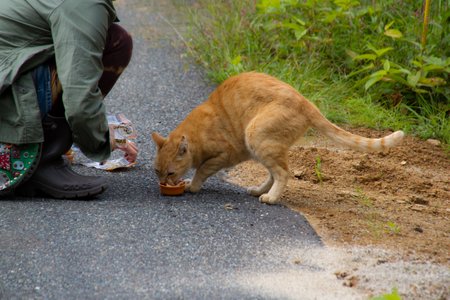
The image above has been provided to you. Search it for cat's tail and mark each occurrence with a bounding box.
[309,107,404,152]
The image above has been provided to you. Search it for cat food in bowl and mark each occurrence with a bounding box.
[159,181,186,196]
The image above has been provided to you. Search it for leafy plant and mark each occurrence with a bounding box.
[385,221,401,235]
[314,156,323,183]
[371,287,402,300]
[350,37,449,98]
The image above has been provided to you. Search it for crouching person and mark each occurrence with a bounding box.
[0,0,138,199]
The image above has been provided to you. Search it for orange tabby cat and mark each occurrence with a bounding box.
[152,72,404,204]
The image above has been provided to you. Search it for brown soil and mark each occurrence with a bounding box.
[226,127,450,266]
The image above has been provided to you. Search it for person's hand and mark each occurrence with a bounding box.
[116,140,138,163]
[109,125,138,163]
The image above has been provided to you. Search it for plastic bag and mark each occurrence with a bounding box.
[66,113,137,171]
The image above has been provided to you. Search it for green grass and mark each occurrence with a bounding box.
[179,0,449,149]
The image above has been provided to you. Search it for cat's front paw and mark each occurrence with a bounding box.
[184,179,201,193]
[259,193,279,205]
[184,179,192,191]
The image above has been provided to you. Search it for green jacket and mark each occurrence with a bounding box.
[0,0,117,161]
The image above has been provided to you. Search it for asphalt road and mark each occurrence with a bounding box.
[0,1,363,299]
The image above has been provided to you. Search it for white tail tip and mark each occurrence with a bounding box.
[385,130,405,148]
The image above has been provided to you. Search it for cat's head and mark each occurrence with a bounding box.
[151,132,192,185]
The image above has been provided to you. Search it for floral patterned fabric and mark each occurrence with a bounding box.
[0,143,40,192]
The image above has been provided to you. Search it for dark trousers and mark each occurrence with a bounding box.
[99,23,133,96]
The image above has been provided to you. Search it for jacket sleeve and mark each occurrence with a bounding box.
[49,0,117,162]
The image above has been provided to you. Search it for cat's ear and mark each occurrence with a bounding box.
[177,136,188,157]
[151,132,166,149]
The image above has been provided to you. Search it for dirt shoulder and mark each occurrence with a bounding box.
[226,127,449,298]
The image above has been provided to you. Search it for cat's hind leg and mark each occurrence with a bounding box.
[257,157,289,205]
[247,174,273,196]
[246,134,289,204]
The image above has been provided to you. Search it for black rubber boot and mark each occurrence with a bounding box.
[17,115,107,199]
